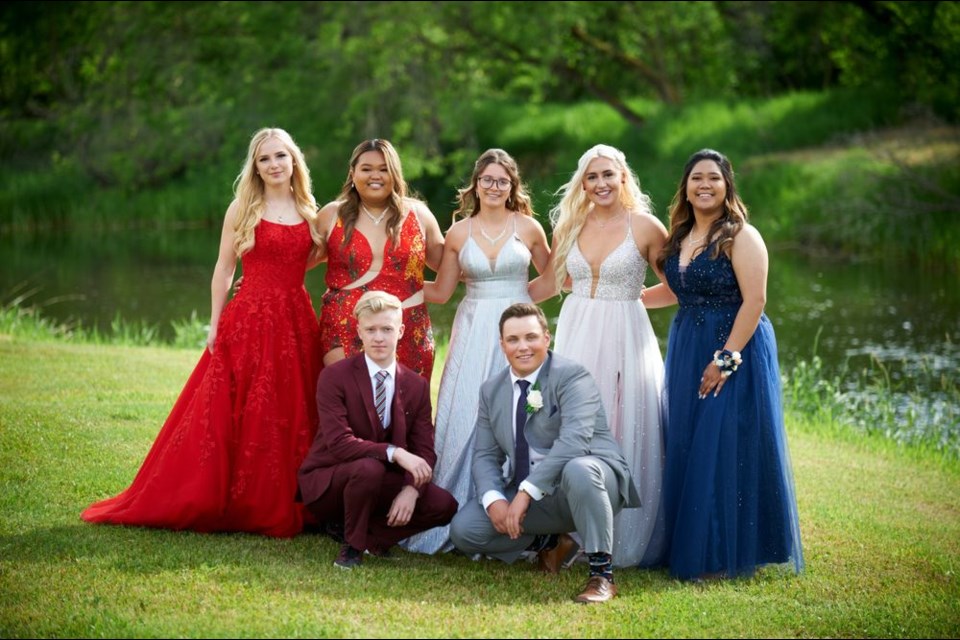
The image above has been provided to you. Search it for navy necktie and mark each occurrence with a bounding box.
[515,379,531,483]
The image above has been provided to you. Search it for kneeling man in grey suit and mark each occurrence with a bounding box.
[450,302,640,603]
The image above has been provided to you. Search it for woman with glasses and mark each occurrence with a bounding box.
[528,144,669,568]
[402,148,550,554]
[315,139,445,381]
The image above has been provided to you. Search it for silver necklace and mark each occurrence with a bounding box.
[592,211,624,229]
[477,215,509,245]
[687,226,709,245]
[361,203,388,225]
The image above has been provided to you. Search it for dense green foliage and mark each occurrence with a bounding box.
[1,1,958,268]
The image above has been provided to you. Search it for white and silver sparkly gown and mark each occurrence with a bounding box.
[554,222,667,567]
[403,216,532,554]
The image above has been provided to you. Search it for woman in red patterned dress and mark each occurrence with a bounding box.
[81,128,324,537]
[315,139,444,381]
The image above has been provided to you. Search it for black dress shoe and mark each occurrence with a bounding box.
[334,544,363,569]
[324,521,346,543]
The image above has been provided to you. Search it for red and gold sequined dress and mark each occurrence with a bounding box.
[82,220,321,537]
[319,211,434,380]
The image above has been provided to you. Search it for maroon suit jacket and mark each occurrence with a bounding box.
[298,353,437,507]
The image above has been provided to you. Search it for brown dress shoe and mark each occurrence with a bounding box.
[537,533,579,574]
[574,575,617,603]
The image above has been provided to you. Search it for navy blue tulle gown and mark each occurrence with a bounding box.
[661,244,803,580]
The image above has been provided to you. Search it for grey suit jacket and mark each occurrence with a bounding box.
[471,351,641,508]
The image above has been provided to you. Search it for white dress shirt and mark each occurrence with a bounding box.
[481,363,547,511]
[364,355,398,462]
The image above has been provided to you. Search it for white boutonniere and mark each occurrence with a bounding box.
[525,382,543,414]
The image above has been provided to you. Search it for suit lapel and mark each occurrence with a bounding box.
[352,356,383,440]
[524,351,554,431]
[389,365,409,445]
[495,368,515,446]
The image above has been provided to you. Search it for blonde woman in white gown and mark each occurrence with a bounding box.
[529,144,669,567]
[403,149,550,554]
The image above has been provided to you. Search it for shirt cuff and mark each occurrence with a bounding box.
[386,444,396,463]
[481,490,507,511]
[518,479,544,501]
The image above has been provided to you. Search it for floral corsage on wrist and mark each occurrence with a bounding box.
[713,349,743,378]
[526,382,544,414]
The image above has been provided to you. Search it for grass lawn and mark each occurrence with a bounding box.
[1,339,958,638]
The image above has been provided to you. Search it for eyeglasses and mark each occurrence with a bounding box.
[478,176,512,190]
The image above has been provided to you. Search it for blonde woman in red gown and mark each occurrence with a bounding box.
[316,139,444,381]
[81,128,324,537]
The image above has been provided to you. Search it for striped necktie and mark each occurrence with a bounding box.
[374,370,389,427]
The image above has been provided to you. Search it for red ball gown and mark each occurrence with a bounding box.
[82,219,321,537]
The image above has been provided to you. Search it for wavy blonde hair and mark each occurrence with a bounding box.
[656,148,747,272]
[335,138,413,248]
[549,144,653,294]
[232,127,320,256]
[452,148,535,222]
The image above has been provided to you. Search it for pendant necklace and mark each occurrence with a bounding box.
[478,214,510,245]
[361,203,389,225]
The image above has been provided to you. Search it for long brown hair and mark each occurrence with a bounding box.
[656,148,748,272]
[452,148,535,222]
[335,138,409,247]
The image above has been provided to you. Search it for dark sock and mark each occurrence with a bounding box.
[526,534,559,553]
[588,552,614,582]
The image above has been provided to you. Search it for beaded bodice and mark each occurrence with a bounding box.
[665,244,743,309]
[567,224,647,300]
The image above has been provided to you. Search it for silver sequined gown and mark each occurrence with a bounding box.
[555,222,667,567]
[403,217,532,554]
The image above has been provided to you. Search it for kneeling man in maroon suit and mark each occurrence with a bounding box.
[299,290,457,568]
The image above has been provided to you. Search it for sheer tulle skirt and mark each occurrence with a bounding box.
[555,294,668,567]
[662,310,804,579]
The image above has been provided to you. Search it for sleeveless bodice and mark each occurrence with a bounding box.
[567,223,646,300]
[319,209,433,380]
[460,217,531,300]
[325,210,426,297]
[665,244,743,310]
[240,220,315,291]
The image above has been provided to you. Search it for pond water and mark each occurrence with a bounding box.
[3,226,956,382]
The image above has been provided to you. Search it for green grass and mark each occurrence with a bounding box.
[1,336,958,637]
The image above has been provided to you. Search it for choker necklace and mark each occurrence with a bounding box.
[361,203,389,225]
[592,211,624,229]
[477,214,510,245]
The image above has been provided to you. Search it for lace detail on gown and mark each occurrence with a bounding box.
[81,220,321,537]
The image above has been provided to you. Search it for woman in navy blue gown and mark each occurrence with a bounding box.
[643,149,803,580]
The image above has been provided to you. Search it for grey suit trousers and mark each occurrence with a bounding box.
[450,456,625,563]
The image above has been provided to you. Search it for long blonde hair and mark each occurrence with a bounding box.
[335,138,411,248]
[232,128,320,256]
[656,148,747,272]
[452,148,535,221]
[549,144,653,294]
